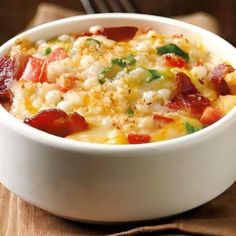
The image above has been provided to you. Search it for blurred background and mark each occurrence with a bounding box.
[0,0,235,45]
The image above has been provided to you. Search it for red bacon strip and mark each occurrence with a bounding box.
[175,72,198,95]
[210,64,234,95]
[80,27,138,42]
[169,94,210,115]
[0,56,16,103]
[24,109,88,137]
[96,26,138,42]
[168,72,210,115]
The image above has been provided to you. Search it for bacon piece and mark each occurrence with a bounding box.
[24,109,88,137]
[128,133,151,144]
[210,64,234,95]
[168,72,210,115]
[200,106,223,125]
[69,112,89,134]
[163,54,187,68]
[175,72,198,95]
[97,27,138,42]
[0,56,16,103]
[47,48,68,62]
[169,94,210,115]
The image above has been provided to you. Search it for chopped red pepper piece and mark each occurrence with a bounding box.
[47,48,68,62]
[21,57,47,82]
[210,64,234,95]
[163,54,187,68]
[97,26,138,42]
[128,133,151,144]
[0,56,16,103]
[24,109,88,137]
[200,106,223,125]
[153,114,174,123]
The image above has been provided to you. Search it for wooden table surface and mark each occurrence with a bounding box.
[1,182,236,236]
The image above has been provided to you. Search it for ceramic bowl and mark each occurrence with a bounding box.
[0,13,236,223]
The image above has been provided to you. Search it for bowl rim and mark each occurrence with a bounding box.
[0,12,236,154]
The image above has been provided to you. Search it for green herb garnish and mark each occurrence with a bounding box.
[98,77,106,85]
[112,58,127,67]
[98,55,136,84]
[126,107,134,117]
[44,47,52,55]
[124,54,136,65]
[112,54,136,67]
[157,43,189,61]
[185,122,201,134]
[98,64,121,84]
[86,38,101,46]
[103,64,121,79]
[146,69,163,83]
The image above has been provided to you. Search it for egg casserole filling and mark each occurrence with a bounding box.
[0,26,235,144]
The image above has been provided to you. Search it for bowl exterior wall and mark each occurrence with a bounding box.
[0,121,236,222]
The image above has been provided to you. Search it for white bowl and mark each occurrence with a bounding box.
[0,13,236,223]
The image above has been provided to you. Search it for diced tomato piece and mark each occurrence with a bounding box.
[128,133,151,144]
[0,56,16,103]
[97,27,138,42]
[21,57,47,82]
[200,106,223,125]
[24,109,88,137]
[175,72,198,95]
[210,64,234,95]
[12,52,29,80]
[164,54,187,68]
[153,114,174,123]
[47,48,68,62]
